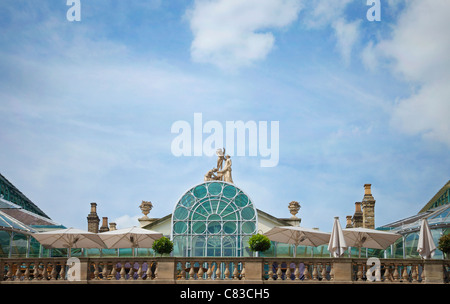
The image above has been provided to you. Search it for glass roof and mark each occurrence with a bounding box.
[0,210,35,233]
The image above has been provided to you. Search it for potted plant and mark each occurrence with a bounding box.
[248,233,271,257]
[438,234,450,259]
[152,236,174,257]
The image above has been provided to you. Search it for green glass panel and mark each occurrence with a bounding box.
[0,230,11,257]
[192,222,206,234]
[242,221,256,234]
[235,193,248,207]
[223,211,237,220]
[207,221,221,234]
[223,185,237,198]
[193,204,209,217]
[208,213,221,221]
[241,206,255,220]
[174,206,189,220]
[223,221,236,234]
[210,199,220,213]
[202,201,213,214]
[181,194,195,208]
[174,221,188,234]
[193,185,207,198]
[208,182,222,195]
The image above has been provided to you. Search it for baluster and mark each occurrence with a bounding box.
[32,262,40,281]
[206,262,212,280]
[276,263,282,280]
[233,263,239,280]
[420,264,425,282]
[198,262,204,280]
[189,262,195,280]
[15,263,22,281]
[179,262,186,280]
[5,263,13,281]
[294,263,300,280]
[224,262,230,280]
[146,261,154,280]
[215,263,221,280]
[119,262,126,281]
[401,264,408,282]
[93,262,100,280]
[285,262,291,281]
[128,263,135,280]
[303,263,310,281]
[411,264,418,282]
[110,263,117,280]
[267,263,274,281]
[59,261,66,281]
[240,262,245,280]
[42,262,49,280]
[102,262,109,280]
[392,263,399,281]
[329,263,335,281]
[312,263,318,280]
[24,262,31,281]
[154,262,159,280]
[321,263,327,281]
[384,264,391,282]
[137,262,143,280]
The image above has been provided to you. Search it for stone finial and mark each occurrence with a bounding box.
[288,201,301,218]
[139,201,153,220]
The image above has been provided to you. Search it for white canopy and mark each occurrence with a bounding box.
[98,226,163,250]
[264,226,330,257]
[417,218,436,259]
[342,227,401,257]
[328,217,347,257]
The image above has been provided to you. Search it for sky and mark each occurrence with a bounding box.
[0,0,449,232]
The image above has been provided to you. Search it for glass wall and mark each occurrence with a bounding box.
[172,182,257,257]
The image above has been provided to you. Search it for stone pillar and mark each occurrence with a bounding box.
[362,184,375,229]
[99,217,110,233]
[109,222,117,231]
[352,202,363,228]
[87,202,100,233]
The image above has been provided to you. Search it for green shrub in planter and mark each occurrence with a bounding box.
[438,234,450,259]
[152,236,174,256]
[248,234,271,254]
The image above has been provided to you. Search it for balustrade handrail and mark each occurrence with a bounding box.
[0,257,447,284]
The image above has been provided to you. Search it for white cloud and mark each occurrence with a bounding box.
[113,214,141,229]
[370,0,450,146]
[187,0,302,70]
[332,18,360,64]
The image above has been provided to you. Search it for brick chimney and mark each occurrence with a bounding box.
[87,202,100,233]
[99,217,110,233]
[352,202,363,228]
[362,184,376,229]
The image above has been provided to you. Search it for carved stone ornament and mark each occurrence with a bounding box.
[288,201,301,218]
[139,201,153,219]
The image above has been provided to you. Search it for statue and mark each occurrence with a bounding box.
[219,155,233,183]
[216,148,225,171]
[204,168,218,181]
[204,148,233,184]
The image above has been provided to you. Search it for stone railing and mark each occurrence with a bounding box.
[0,257,448,284]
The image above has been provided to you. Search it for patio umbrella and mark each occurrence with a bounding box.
[97,226,163,256]
[417,218,436,259]
[264,226,330,257]
[342,227,401,257]
[328,217,347,257]
[32,227,106,256]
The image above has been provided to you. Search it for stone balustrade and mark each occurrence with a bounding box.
[0,257,448,284]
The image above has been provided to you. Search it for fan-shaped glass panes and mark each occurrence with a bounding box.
[172,181,257,257]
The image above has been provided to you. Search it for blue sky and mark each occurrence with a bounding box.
[0,0,449,232]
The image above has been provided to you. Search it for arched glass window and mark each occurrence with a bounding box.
[172,182,257,257]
